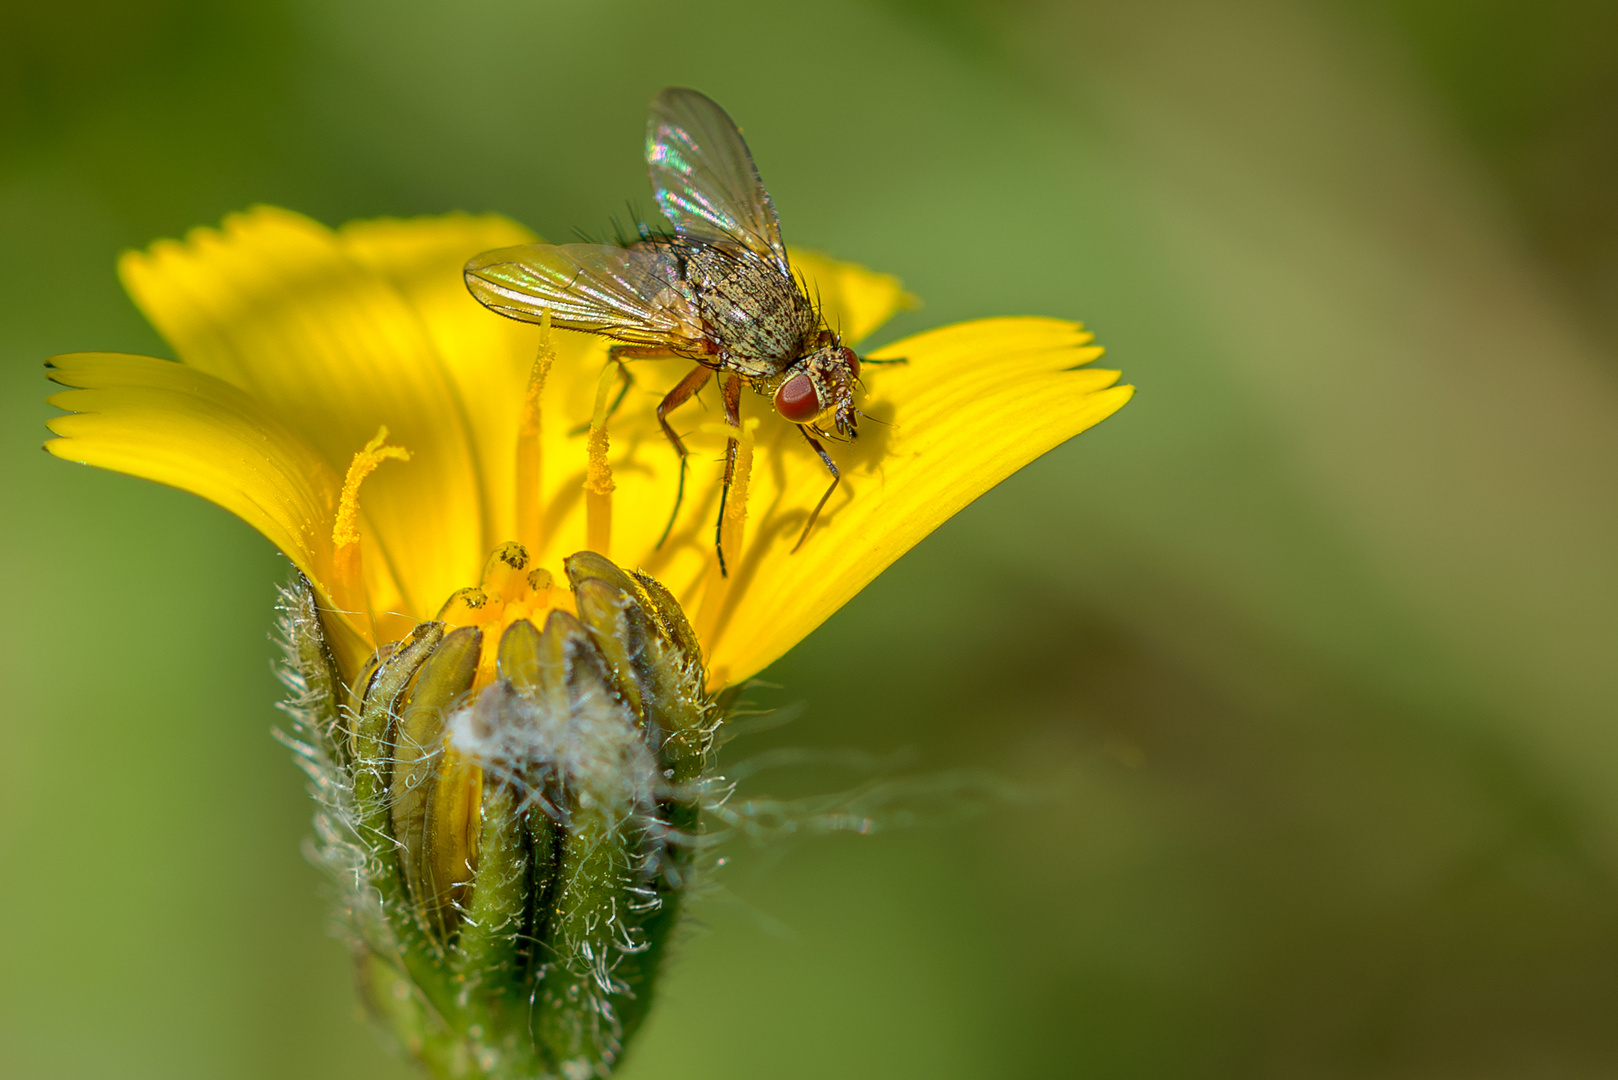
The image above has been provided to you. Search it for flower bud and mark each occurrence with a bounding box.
[277,551,715,1080]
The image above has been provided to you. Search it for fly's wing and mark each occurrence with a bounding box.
[464,242,705,352]
[646,88,790,275]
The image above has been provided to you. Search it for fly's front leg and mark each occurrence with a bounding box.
[714,375,743,577]
[793,429,841,554]
[654,364,713,548]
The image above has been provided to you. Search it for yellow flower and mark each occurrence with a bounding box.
[45,205,1131,686]
[44,205,1132,1078]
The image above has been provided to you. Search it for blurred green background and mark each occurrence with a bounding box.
[5,0,1618,1076]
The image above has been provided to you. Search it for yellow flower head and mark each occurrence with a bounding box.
[44,203,1131,1079]
[45,205,1130,688]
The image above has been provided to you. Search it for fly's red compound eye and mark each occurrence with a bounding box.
[842,347,860,379]
[774,373,822,423]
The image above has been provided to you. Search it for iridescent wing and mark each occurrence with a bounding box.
[646,88,790,275]
[463,242,706,352]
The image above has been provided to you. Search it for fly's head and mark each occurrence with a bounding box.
[771,336,860,438]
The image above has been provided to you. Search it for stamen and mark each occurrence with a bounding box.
[331,425,409,623]
[481,541,530,605]
[436,586,489,626]
[474,541,533,689]
[426,544,570,702]
[515,311,554,554]
[333,426,411,549]
[584,363,617,556]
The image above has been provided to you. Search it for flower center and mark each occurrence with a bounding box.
[433,540,560,691]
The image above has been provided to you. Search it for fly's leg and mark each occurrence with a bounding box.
[792,428,841,554]
[714,375,742,577]
[852,354,906,396]
[654,364,714,548]
[565,345,658,436]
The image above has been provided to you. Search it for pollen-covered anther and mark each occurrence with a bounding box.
[330,425,409,616]
[584,363,619,557]
[436,585,489,625]
[332,425,410,550]
[481,541,530,604]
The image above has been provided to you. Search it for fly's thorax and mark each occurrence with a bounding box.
[680,242,818,378]
[762,336,860,436]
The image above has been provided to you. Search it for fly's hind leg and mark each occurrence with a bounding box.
[654,364,714,548]
[714,375,743,576]
[566,345,661,436]
[792,428,841,554]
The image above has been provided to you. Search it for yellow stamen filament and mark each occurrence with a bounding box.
[584,363,617,556]
[331,425,409,621]
[514,311,553,554]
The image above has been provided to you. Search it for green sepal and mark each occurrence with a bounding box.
[281,554,719,1080]
[390,625,482,942]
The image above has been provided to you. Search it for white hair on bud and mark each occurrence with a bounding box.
[446,679,660,820]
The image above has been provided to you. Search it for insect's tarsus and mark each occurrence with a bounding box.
[656,456,688,551]
[715,375,743,576]
[566,357,636,437]
[714,477,730,576]
[793,428,840,554]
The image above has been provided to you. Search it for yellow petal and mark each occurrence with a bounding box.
[786,247,917,345]
[506,318,1126,687]
[337,213,603,550]
[118,206,486,617]
[45,352,342,596]
[686,317,1131,685]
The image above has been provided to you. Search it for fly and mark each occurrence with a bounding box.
[464,87,866,576]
